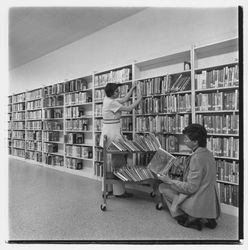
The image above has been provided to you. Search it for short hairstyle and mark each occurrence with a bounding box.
[182,123,207,147]
[104,83,119,97]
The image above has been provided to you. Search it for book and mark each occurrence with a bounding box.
[147,147,176,176]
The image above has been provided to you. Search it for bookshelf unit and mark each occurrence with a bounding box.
[8,37,240,216]
[193,38,239,214]
[25,88,43,163]
[64,75,94,176]
[133,49,193,155]
[12,92,26,159]
[8,96,13,155]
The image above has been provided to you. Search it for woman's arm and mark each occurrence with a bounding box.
[118,95,142,112]
[117,85,136,104]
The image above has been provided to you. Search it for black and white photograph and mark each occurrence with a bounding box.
[2,0,247,247]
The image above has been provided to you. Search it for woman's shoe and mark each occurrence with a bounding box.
[175,214,188,224]
[115,192,133,198]
[178,217,202,231]
[205,219,217,229]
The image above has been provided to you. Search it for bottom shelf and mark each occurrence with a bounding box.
[9,155,101,181]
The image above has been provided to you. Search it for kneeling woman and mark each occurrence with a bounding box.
[158,124,221,230]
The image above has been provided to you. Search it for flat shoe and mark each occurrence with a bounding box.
[115,192,133,198]
[205,219,217,229]
[178,218,202,231]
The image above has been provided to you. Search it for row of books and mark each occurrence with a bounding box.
[12,121,25,130]
[26,110,42,120]
[207,137,239,158]
[195,65,239,90]
[217,183,238,207]
[8,106,12,113]
[13,112,25,120]
[43,154,64,166]
[195,90,239,111]
[43,121,63,130]
[65,92,92,105]
[65,158,83,170]
[136,114,191,133]
[94,89,105,100]
[13,140,25,148]
[94,68,131,86]
[26,121,43,130]
[107,133,160,152]
[120,117,133,131]
[13,103,25,112]
[94,148,103,161]
[43,143,58,153]
[113,165,154,182]
[26,100,42,110]
[65,106,84,118]
[25,151,42,162]
[43,131,61,142]
[94,104,103,116]
[65,145,93,159]
[12,148,25,158]
[8,96,12,104]
[64,133,85,144]
[65,119,89,131]
[94,162,103,177]
[134,152,155,166]
[44,109,63,119]
[196,114,239,135]
[43,78,88,97]
[216,160,239,184]
[12,93,25,103]
[156,134,180,153]
[137,94,192,114]
[26,141,42,151]
[136,74,191,96]
[43,96,64,107]
[26,131,42,141]
[26,89,43,101]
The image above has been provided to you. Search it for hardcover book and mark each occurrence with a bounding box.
[147,147,176,176]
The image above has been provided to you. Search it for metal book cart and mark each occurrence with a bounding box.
[100,135,159,211]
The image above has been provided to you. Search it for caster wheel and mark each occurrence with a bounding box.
[150,191,156,198]
[156,203,163,210]
[100,204,106,211]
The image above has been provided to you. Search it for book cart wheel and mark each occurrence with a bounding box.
[100,204,106,211]
[150,191,156,198]
[156,202,163,210]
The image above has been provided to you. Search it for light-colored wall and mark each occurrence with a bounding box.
[9,7,238,94]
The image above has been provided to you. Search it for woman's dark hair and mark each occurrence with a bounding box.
[104,83,119,97]
[182,123,207,147]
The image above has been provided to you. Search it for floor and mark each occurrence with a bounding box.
[8,157,240,242]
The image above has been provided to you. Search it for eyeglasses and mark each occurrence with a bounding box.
[183,136,191,142]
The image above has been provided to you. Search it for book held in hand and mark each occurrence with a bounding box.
[147,147,176,176]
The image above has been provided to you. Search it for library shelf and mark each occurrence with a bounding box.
[8,38,240,216]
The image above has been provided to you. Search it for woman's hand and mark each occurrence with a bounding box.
[157,174,172,184]
[137,94,142,102]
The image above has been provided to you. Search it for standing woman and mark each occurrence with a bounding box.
[100,82,142,198]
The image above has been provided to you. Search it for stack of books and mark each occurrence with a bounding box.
[113,165,154,182]
[107,133,160,152]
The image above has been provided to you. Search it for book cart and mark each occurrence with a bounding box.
[100,135,159,211]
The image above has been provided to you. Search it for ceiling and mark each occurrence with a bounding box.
[9,7,145,70]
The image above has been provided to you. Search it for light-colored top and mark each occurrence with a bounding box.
[102,97,123,121]
[99,97,124,147]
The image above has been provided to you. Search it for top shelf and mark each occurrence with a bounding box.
[194,37,238,58]
[135,50,191,71]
